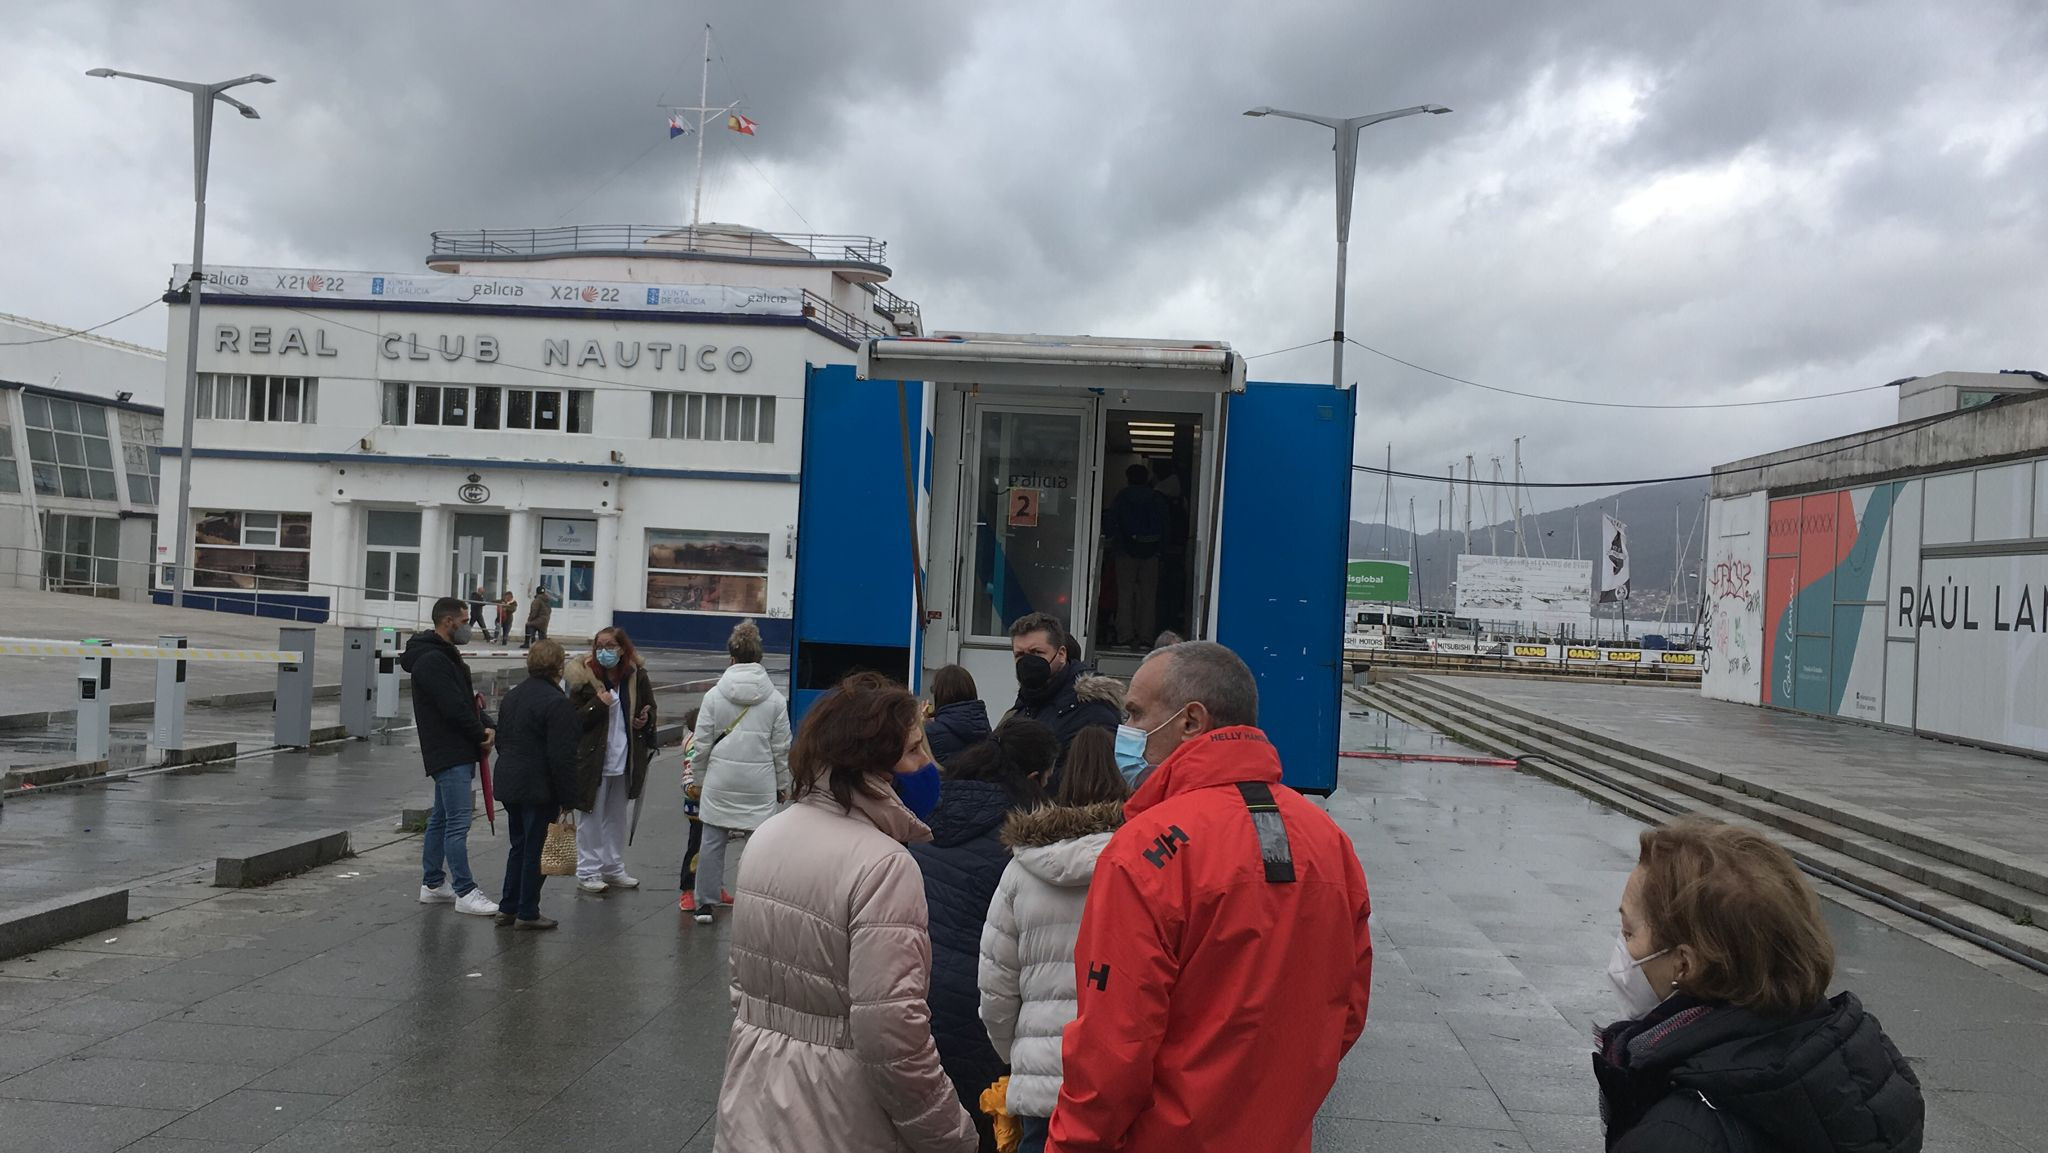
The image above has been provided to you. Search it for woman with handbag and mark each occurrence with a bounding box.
[565,625,658,894]
[714,671,976,1152]
[688,619,792,925]
[491,640,580,929]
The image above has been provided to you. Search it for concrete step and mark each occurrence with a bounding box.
[1359,679,2048,968]
[1390,677,2048,926]
[1412,674,2048,901]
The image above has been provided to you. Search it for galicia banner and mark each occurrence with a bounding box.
[175,265,804,318]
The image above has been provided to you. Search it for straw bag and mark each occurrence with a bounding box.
[540,817,578,876]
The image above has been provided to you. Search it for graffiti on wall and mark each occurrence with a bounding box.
[1708,552,1758,677]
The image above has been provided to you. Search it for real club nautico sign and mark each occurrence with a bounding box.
[210,324,752,373]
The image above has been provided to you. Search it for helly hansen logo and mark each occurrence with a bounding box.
[1142,826,1191,869]
[1087,963,1110,991]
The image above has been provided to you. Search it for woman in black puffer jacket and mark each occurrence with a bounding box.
[1595,817,1923,1152]
[909,716,1055,1152]
[925,664,992,766]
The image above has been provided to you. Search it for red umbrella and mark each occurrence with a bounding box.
[474,691,497,835]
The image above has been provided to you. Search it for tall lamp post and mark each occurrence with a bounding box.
[1244,103,1449,391]
[85,68,273,608]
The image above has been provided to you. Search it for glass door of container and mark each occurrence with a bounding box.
[962,400,1098,649]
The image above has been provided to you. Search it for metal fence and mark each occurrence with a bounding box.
[429,225,888,266]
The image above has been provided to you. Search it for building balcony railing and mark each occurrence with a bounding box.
[428,225,888,267]
[801,290,887,345]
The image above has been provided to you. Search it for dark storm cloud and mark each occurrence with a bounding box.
[3,0,2044,507]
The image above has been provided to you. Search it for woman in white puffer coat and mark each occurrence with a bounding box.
[977,726,1128,1153]
[689,619,791,924]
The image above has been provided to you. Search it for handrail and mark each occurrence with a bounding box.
[800,289,888,345]
[429,225,888,266]
[2,544,444,633]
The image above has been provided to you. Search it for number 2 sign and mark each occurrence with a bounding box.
[1007,488,1040,528]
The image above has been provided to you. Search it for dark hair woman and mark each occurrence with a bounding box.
[910,717,1055,1150]
[563,625,657,895]
[977,724,1127,1152]
[1596,817,1924,1152]
[489,639,579,929]
[926,664,991,766]
[714,672,975,1151]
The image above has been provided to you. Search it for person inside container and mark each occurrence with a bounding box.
[1104,464,1169,647]
[1595,816,1923,1152]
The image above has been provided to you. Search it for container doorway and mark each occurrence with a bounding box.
[1094,410,1205,662]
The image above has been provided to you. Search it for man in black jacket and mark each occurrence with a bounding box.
[1007,613,1122,769]
[401,597,499,916]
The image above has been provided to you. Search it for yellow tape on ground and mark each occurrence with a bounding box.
[0,641,302,662]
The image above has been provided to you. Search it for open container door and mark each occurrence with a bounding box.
[788,363,924,723]
[1214,381,1357,794]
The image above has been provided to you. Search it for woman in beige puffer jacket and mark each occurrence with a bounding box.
[715,672,976,1153]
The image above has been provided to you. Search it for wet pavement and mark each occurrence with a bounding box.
[0,701,2040,1150]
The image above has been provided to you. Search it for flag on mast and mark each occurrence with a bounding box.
[726,112,758,136]
[1597,514,1632,603]
[668,114,692,139]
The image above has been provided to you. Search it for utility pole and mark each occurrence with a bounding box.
[1487,456,1502,555]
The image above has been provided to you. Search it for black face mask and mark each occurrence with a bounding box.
[1015,653,1054,695]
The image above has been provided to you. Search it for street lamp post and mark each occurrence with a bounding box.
[1244,103,1449,391]
[85,68,273,608]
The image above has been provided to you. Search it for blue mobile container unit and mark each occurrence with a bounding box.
[787,335,1357,794]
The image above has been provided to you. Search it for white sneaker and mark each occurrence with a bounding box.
[453,890,500,916]
[420,883,456,904]
[601,873,640,890]
[578,877,608,894]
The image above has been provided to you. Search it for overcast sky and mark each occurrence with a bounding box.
[4,1,2044,521]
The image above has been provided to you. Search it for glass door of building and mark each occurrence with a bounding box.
[957,399,1100,703]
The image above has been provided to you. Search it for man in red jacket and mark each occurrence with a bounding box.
[1047,641,1373,1153]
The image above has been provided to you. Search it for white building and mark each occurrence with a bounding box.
[0,313,166,602]
[153,224,920,649]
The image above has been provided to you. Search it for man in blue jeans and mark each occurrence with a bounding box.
[401,596,501,916]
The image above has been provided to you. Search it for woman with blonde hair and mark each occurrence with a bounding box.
[689,618,792,924]
[1596,816,1923,1152]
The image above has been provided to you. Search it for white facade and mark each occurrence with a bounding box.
[152,226,917,649]
[0,314,166,602]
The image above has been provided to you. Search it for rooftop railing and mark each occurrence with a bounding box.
[428,226,888,266]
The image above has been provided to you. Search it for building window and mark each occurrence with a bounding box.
[379,383,592,433]
[41,512,121,594]
[192,509,312,591]
[22,392,119,500]
[196,374,319,424]
[363,509,422,602]
[117,409,162,506]
[651,392,775,443]
[644,528,769,613]
[0,400,18,494]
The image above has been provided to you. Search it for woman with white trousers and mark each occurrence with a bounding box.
[689,619,791,924]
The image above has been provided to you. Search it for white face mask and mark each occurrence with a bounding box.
[1607,933,1672,1019]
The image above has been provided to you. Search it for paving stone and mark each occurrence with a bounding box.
[1508,1110,1607,1153]
[82,1020,338,1069]
[238,1119,497,1153]
[111,1139,261,1153]
[0,1028,94,1078]
[170,990,400,1033]
[0,1054,256,1111]
[242,1049,405,1097]
[7,995,183,1039]
[1320,1078,1517,1130]
[0,1098,180,1153]
[1311,1114,1533,1152]
[154,1089,338,1145]
[94,970,254,1007]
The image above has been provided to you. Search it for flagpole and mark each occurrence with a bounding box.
[691,22,711,230]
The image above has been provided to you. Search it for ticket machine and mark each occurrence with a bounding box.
[788,334,1356,793]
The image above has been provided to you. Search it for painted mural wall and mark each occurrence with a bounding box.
[1760,483,1904,719]
[1701,492,1765,704]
